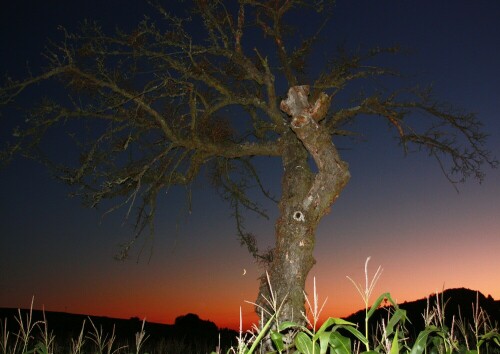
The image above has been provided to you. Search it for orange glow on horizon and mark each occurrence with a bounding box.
[10,269,499,332]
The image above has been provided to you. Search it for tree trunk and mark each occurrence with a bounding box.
[256,86,350,328]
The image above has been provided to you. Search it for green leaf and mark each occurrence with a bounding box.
[278,320,311,335]
[318,331,331,354]
[295,332,319,354]
[410,327,440,354]
[385,308,407,338]
[313,317,356,342]
[247,313,275,353]
[495,335,500,346]
[278,321,300,331]
[295,332,311,353]
[271,330,285,352]
[367,292,398,320]
[477,329,500,348]
[329,332,351,354]
[389,328,399,354]
[334,325,368,347]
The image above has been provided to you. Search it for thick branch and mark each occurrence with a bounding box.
[281,85,350,218]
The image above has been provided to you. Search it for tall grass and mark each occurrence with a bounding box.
[1,259,499,353]
[0,304,219,354]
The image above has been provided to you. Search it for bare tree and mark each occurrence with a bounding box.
[0,0,496,327]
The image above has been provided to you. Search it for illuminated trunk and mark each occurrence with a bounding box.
[256,86,350,326]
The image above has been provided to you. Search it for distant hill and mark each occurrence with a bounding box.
[344,288,500,339]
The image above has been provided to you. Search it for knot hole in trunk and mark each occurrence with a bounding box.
[293,210,305,222]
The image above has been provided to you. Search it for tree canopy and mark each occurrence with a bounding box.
[0,0,496,326]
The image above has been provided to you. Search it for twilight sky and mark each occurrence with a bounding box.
[0,1,499,330]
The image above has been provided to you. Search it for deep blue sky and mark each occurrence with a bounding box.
[1,1,499,329]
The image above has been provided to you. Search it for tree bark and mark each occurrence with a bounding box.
[257,86,350,328]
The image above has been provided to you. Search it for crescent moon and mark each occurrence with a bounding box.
[242,268,247,276]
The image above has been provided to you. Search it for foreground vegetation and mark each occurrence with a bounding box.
[2,260,499,354]
[230,259,500,354]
